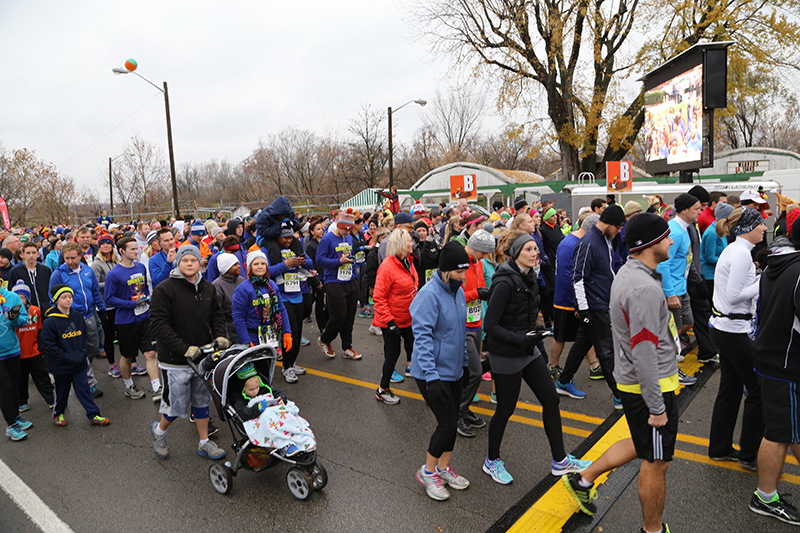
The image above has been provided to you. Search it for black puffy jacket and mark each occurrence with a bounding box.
[484,259,543,358]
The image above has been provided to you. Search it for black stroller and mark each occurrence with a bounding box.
[188,343,327,499]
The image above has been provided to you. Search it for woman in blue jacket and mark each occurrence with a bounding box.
[0,284,31,440]
[700,202,733,295]
[231,251,292,354]
[409,242,471,501]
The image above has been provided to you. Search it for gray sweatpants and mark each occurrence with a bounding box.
[84,313,99,388]
[459,329,482,418]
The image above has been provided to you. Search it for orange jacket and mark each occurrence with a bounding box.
[463,254,485,328]
[179,238,213,259]
[373,256,418,329]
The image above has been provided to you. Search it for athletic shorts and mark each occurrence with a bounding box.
[760,376,800,444]
[158,367,211,419]
[553,308,580,342]
[116,319,157,359]
[620,390,678,462]
[669,293,693,330]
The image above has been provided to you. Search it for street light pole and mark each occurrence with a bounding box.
[112,65,181,218]
[387,99,426,190]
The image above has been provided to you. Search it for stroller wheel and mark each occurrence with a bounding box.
[209,463,233,495]
[308,462,328,491]
[286,467,313,500]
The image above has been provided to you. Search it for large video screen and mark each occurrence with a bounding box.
[643,64,703,171]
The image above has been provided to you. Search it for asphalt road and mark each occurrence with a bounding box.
[0,315,797,532]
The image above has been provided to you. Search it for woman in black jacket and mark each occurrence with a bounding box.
[303,220,327,332]
[482,231,591,485]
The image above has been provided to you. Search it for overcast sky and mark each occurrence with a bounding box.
[0,1,455,193]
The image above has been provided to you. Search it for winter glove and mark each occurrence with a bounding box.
[477,287,490,301]
[426,379,448,404]
[578,309,591,325]
[184,345,201,361]
[387,320,399,333]
[6,305,21,321]
[257,399,268,413]
[214,337,230,350]
[283,333,293,353]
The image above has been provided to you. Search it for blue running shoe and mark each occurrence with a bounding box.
[390,370,404,383]
[490,392,497,404]
[614,397,623,410]
[473,393,480,402]
[555,380,586,399]
[5,425,26,441]
[483,457,514,485]
[551,454,592,476]
[14,416,33,430]
[18,404,30,413]
[300,336,310,346]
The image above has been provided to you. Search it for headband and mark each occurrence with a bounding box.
[465,215,485,226]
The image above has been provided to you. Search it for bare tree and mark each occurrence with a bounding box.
[422,88,485,162]
[117,133,169,211]
[344,103,388,190]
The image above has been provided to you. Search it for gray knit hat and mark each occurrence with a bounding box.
[581,214,600,231]
[467,229,496,253]
[175,245,201,265]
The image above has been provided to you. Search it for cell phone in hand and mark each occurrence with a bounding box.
[526,329,553,336]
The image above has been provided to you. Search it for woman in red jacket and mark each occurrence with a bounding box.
[373,229,418,405]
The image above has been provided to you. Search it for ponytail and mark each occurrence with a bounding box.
[716,207,742,238]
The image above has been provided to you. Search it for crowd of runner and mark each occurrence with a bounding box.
[0,184,799,531]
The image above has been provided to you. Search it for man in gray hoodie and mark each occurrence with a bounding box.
[562,213,679,533]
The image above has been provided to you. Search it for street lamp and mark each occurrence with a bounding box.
[388,99,426,189]
[112,62,181,217]
[108,151,132,217]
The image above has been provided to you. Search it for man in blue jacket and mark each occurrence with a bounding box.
[555,205,624,406]
[49,241,107,397]
[149,228,177,289]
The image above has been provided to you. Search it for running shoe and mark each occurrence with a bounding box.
[678,369,697,386]
[304,316,312,323]
[404,365,412,377]
[300,336,310,346]
[317,337,335,358]
[473,393,480,402]
[390,370,404,383]
[562,473,596,515]
[290,364,306,375]
[358,308,374,318]
[208,423,220,437]
[282,367,298,384]
[375,387,400,405]
[90,386,103,398]
[54,414,67,426]
[457,418,476,437]
[710,450,739,462]
[197,440,226,460]
[463,410,485,428]
[369,325,383,336]
[125,383,146,400]
[552,454,592,476]
[589,364,604,380]
[152,385,163,403]
[481,371,492,382]
[18,404,30,413]
[131,363,147,376]
[549,365,562,381]
[739,459,758,471]
[437,465,470,490]
[14,416,33,430]
[676,352,685,362]
[5,425,26,441]
[483,457,513,485]
[750,491,800,525]
[555,380,586,399]
[341,348,362,360]
[107,364,122,378]
[285,444,301,457]
[614,397,623,410]
[151,421,169,458]
[416,466,450,501]
[490,392,497,404]
[90,415,110,426]
[698,353,720,364]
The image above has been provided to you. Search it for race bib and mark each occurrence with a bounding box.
[668,314,680,353]
[284,272,300,292]
[134,302,149,316]
[425,269,435,285]
[258,324,279,346]
[338,264,353,281]
[684,251,693,278]
[355,251,366,264]
[467,299,482,323]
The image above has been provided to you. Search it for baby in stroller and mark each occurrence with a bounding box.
[230,362,316,457]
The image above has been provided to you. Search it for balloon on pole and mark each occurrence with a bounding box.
[124,58,138,72]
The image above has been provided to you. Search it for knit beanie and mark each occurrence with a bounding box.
[438,242,470,271]
[513,196,528,211]
[190,220,206,236]
[492,201,504,212]
[792,217,800,249]
[176,245,201,264]
[599,204,625,226]
[0,248,12,262]
[11,280,31,301]
[394,212,415,226]
[97,233,114,247]
[509,233,535,260]
[581,214,600,231]
[50,284,73,303]
[217,253,239,276]
[414,221,429,231]
[210,226,224,239]
[674,193,699,213]
[625,213,671,253]
[715,202,734,221]
[623,200,643,217]
[146,230,158,245]
[687,185,710,204]
[204,220,217,234]
[337,208,356,230]
[246,250,268,272]
[411,201,426,214]
[467,229,496,254]
[787,208,800,235]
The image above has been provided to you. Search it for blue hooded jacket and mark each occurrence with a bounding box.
[0,288,29,360]
[40,305,88,374]
[231,278,291,346]
[148,250,174,288]
[49,263,106,318]
[409,270,468,382]
[255,196,301,241]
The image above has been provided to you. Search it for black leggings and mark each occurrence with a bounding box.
[489,356,566,461]
[312,284,328,331]
[380,326,413,390]
[0,356,21,426]
[100,308,116,365]
[283,301,304,369]
[416,379,463,458]
[18,355,54,405]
